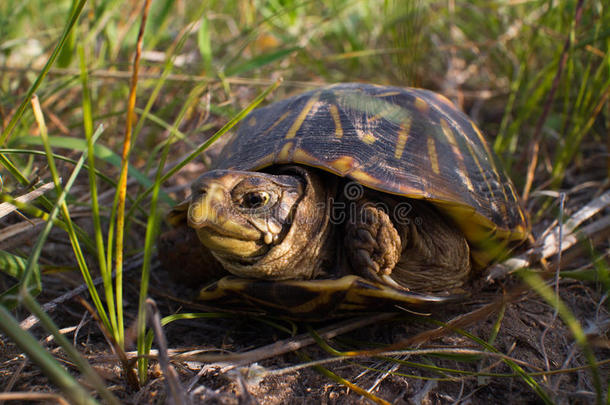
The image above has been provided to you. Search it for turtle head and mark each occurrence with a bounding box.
[186,167,333,280]
[188,169,303,258]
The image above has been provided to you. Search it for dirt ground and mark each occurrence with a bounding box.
[1,263,608,404]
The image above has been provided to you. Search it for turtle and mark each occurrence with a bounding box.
[158,83,529,317]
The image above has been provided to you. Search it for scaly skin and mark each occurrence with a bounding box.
[170,166,472,294]
[187,166,336,280]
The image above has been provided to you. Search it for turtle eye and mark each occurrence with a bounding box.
[241,191,271,209]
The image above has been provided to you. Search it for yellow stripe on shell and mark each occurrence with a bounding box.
[277,142,294,162]
[329,104,343,138]
[440,119,475,192]
[469,120,499,173]
[285,93,320,139]
[197,283,228,301]
[329,155,357,175]
[460,127,496,203]
[414,97,429,114]
[351,169,383,188]
[253,153,275,169]
[375,91,402,97]
[345,280,449,304]
[361,132,376,145]
[431,92,456,108]
[427,137,440,175]
[394,117,412,159]
[292,148,325,168]
[506,182,528,226]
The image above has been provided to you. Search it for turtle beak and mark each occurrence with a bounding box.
[187,179,261,241]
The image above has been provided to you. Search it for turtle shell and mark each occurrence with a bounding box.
[213,83,528,268]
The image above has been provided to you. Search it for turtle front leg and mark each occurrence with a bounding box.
[344,198,471,293]
[344,200,402,283]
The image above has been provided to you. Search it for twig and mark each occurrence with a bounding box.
[0,393,70,405]
[487,190,610,281]
[188,313,396,366]
[146,298,189,405]
[76,296,140,391]
[540,193,566,383]
[0,181,55,219]
[19,254,143,331]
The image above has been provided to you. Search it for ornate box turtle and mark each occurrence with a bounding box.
[159,83,528,316]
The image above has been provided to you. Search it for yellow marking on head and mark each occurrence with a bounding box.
[427,137,440,175]
[440,119,475,192]
[394,118,412,159]
[248,116,257,126]
[375,91,401,97]
[285,93,320,139]
[277,142,294,162]
[351,169,381,187]
[189,200,210,224]
[329,156,356,175]
[362,132,376,145]
[414,97,429,114]
[329,104,343,138]
[188,183,225,225]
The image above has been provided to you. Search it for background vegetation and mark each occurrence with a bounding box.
[0,0,608,403]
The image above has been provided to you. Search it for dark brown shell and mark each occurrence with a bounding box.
[214,83,528,267]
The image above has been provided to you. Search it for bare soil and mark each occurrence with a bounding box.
[2,264,608,404]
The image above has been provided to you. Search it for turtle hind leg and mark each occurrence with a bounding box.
[391,201,471,293]
[344,198,471,293]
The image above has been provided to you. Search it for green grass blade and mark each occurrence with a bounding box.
[225,46,300,76]
[297,351,390,405]
[79,44,119,341]
[0,250,40,309]
[161,77,282,185]
[125,77,282,226]
[11,106,119,404]
[15,135,172,204]
[31,99,112,331]
[0,148,116,186]
[0,0,88,146]
[198,15,213,72]
[136,103,172,383]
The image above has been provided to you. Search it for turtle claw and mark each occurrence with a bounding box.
[354,248,380,276]
[345,200,401,282]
